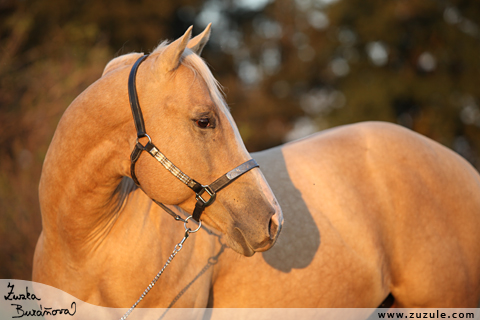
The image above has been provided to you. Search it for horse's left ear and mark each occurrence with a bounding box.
[157,26,193,73]
[188,23,212,56]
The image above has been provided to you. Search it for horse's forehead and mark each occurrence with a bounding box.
[165,65,220,107]
[174,65,206,90]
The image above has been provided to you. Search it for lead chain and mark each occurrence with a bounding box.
[119,216,201,320]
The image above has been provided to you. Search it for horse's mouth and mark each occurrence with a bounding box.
[252,232,281,252]
[250,227,282,253]
[229,224,281,256]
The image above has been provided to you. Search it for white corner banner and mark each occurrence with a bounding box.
[1,279,478,320]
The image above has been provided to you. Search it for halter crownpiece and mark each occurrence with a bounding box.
[127,54,259,221]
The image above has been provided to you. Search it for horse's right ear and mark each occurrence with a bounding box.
[156,26,193,73]
[102,53,144,77]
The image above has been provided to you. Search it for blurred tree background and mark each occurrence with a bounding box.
[1,0,479,280]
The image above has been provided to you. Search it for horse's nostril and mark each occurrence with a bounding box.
[269,217,278,239]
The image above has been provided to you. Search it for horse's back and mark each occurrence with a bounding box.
[212,121,480,308]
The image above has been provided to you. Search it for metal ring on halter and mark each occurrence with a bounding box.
[136,133,152,148]
[184,216,202,233]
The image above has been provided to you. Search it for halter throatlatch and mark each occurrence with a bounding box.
[128,54,259,221]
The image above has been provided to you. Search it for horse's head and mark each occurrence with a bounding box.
[110,25,283,256]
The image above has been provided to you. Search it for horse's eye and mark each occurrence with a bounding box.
[196,118,211,128]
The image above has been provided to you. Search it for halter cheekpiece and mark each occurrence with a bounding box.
[128,54,259,222]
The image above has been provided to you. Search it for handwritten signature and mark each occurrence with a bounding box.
[5,282,76,318]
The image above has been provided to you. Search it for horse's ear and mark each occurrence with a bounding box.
[188,23,212,56]
[157,26,193,73]
[102,53,144,77]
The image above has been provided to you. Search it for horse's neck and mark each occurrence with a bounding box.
[39,74,134,247]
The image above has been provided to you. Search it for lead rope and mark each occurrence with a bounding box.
[119,216,201,320]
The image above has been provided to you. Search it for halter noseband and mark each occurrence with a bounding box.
[128,54,259,222]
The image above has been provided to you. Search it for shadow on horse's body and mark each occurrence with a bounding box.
[211,121,480,308]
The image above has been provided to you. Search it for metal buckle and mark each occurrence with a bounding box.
[196,185,216,207]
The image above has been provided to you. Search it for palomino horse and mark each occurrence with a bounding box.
[33,24,480,312]
[33,25,282,308]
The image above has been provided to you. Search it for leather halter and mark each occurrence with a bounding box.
[128,54,259,222]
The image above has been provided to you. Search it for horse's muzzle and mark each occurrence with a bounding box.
[251,207,283,253]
